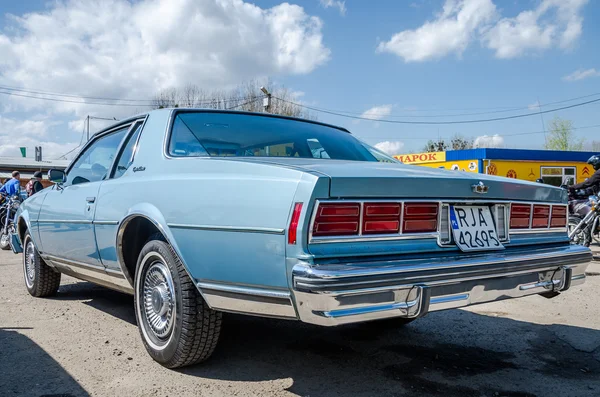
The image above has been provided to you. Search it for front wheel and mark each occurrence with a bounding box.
[568,216,591,247]
[134,237,222,368]
[23,231,61,297]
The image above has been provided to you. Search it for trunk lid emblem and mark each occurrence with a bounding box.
[472,181,489,194]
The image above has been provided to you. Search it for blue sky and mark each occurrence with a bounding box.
[0,0,599,158]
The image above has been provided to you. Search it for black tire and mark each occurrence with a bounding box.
[23,231,61,297]
[568,216,591,247]
[134,236,222,368]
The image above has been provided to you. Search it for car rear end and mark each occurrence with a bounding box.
[284,167,591,326]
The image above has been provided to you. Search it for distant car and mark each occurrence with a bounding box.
[12,109,591,368]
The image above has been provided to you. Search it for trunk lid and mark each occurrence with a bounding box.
[227,158,566,203]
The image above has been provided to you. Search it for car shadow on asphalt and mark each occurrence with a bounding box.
[52,281,136,326]
[0,328,90,397]
[180,310,600,397]
[45,281,600,397]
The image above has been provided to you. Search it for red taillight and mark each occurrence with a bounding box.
[288,202,303,244]
[532,205,550,228]
[550,206,567,228]
[362,203,401,234]
[402,203,438,233]
[312,203,360,237]
[510,204,531,229]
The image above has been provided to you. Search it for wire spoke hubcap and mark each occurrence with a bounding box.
[142,261,175,340]
[24,241,35,288]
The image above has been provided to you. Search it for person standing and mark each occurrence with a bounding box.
[0,171,21,197]
[26,171,44,197]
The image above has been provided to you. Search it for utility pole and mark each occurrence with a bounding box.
[260,86,272,113]
[86,115,90,141]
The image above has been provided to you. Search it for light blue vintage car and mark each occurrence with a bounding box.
[13,109,592,368]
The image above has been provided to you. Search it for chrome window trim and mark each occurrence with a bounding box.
[308,199,568,245]
[108,116,148,179]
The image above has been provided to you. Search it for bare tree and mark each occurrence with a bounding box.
[152,88,178,109]
[450,134,473,150]
[545,117,584,151]
[423,138,448,152]
[150,78,313,119]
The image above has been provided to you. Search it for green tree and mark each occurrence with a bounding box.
[544,117,584,151]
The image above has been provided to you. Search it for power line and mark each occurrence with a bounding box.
[265,91,600,119]
[274,96,600,125]
[0,89,255,107]
[226,97,262,110]
[0,84,157,103]
[362,123,600,141]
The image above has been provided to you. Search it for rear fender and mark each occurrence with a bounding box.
[116,203,194,284]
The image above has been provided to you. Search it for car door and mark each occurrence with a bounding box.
[37,124,131,267]
[93,119,145,273]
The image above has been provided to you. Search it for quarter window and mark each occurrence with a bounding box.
[541,166,576,187]
[67,126,129,185]
[113,122,143,179]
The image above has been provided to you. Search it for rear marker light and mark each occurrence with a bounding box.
[312,203,360,237]
[510,204,531,229]
[288,202,303,245]
[403,203,438,233]
[362,203,401,235]
[550,206,567,228]
[532,205,550,228]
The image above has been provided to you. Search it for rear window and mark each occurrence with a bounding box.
[167,111,377,161]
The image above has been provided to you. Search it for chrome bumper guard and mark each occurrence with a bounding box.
[292,245,591,326]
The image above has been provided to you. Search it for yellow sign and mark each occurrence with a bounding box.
[394,151,446,164]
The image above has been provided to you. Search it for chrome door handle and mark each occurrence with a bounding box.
[86,197,96,203]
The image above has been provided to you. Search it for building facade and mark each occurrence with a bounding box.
[394,149,598,187]
[0,157,70,189]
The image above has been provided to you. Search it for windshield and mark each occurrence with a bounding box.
[168,111,378,161]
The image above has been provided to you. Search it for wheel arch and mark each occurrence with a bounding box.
[16,209,31,244]
[116,204,194,289]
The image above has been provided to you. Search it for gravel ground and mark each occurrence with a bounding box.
[1,250,600,397]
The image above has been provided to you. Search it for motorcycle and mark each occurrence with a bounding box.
[0,194,21,250]
[566,186,600,247]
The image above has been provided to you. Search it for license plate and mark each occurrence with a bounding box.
[449,205,504,252]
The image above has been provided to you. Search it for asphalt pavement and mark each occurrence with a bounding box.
[1,249,599,397]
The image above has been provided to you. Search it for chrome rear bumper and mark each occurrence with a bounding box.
[292,245,592,326]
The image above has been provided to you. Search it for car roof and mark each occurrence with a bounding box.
[91,108,350,139]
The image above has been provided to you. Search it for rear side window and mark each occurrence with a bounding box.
[112,122,143,179]
[167,111,377,161]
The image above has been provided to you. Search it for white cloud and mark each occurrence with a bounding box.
[360,104,393,120]
[374,141,404,155]
[378,0,588,62]
[320,0,346,16]
[528,101,541,111]
[377,0,497,62]
[484,0,588,59]
[0,116,78,159]
[0,0,330,122]
[473,134,504,148]
[563,68,600,82]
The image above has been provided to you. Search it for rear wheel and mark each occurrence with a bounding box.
[134,236,222,368]
[568,216,591,247]
[23,231,61,297]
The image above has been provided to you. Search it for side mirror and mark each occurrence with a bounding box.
[48,169,66,184]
